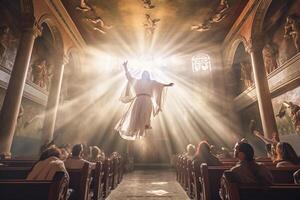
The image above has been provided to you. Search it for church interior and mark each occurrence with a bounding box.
[1,0,300,199]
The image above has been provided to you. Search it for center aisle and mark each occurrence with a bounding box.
[107,169,189,200]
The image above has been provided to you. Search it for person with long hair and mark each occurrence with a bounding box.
[193,141,222,165]
[228,142,273,184]
[275,142,300,167]
[27,146,68,180]
[184,144,196,160]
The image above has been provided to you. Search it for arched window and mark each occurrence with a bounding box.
[191,54,211,72]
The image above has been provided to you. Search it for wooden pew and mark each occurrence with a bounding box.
[220,170,300,200]
[200,164,231,200]
[186,159,194,198]
[102,158,113,198]
[0,171,69,200]
[110,155,118,190]
[0,166,32,179]
[90,161,104,200]
[182,157,188,190]
[199,164,300,200]
[191,159,202,200]
[117,155,124,184]
[67,162,92,200]
[0,159,36,167]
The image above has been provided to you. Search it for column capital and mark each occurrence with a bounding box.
[21,21,42,38]
[245,37,265,54]
[63,54,69,65]
[32,22,43,38]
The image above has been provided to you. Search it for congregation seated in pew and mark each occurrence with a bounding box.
[65,144,95,169]
[228,142,273,184]
[89,146,105,162]
[193,141,222,166]
[184,144,196,161]
[274,142,300,167]
[27,146,68,181]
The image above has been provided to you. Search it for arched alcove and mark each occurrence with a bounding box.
[228,42,252,96]
[252,0,300,74]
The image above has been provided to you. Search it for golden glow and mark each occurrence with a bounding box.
[51,3,242,157]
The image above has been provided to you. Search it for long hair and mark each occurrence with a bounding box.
[196,141,212,159]
[276,142,300,165]
[39,146,61,161]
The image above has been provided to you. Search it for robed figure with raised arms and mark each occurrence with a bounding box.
[115,61,173,140]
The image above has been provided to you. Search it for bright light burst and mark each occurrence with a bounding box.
[55,5,242,158]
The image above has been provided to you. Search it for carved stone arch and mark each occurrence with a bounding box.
[225,36,248,69]
[66,47,82,70]
[36,14,64,56]
[251,0,273,40]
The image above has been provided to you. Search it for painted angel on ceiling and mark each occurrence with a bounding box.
[86,16,113,34]
[76,0,91,11]
[142,0,155,9]
[209,0,230,23]
[144,14,160,35]
[191,20,211,32]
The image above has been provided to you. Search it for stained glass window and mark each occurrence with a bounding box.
[192,54,211,72]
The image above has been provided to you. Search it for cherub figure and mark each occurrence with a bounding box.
[191,20,211,32]
[216,0,229,15]
[284,15,300,52]
[76,0,91,11]
[209,0,230,23]
[142,0,155,9]
[86,16,113,34]
[144,14,160,35]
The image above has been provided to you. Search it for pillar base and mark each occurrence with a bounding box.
[0,152,12,160]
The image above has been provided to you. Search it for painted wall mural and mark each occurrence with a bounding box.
[0,1,20,71]
[272,86,300,135]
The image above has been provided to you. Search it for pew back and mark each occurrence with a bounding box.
[67,162,92,200]
[0,171,69,200]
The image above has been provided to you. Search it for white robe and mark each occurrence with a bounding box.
[115,72,165,140]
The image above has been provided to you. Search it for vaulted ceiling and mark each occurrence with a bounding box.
[62,0,247,57]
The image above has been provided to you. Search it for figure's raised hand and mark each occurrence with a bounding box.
[169,83,174,87]
[123,61,128,71]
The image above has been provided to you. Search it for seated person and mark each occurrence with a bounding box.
[294,169,300,184]
[65,144,94,169]
[184,144,196,160]
[228,142,273,184]
[27,146,68,180]
[275,142,300,167]
[193,141,222,165]
[90,146,105,162]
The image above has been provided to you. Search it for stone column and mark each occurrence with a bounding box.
[0,24,41,158]
[41,55,68,147]
[247,39,278,140]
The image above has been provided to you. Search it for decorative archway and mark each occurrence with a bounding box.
[225,36,248,69]
[36,14,64,56]
[251,0,273,39]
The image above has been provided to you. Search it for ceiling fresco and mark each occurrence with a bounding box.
[62,0,247,57]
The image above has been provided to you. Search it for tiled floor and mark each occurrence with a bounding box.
[107,169,189,200]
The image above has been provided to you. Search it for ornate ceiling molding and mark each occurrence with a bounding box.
[45,0,87,50]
